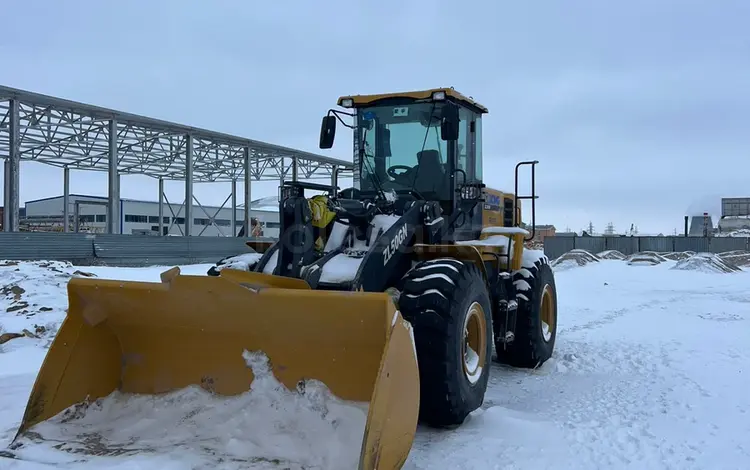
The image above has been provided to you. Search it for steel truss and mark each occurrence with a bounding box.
[0,85,353,235]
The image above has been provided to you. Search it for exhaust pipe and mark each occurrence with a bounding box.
[684,215,689,237]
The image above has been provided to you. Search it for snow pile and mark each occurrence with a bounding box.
[459,234,512,248]
[659,251,692,261]
[318,252,366,283]
[11,350,369,469]
[626,251,668,266]
[716,250,750,267]
[0,260,95,348]
[209,252,264,275]
[551,249,599,271]
[319,214,400,284]
[670,252,743,274]
[715,228,750,237]
[596,250,626,260]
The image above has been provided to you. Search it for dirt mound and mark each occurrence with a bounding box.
[551,249,600,270]
[660,252,693,261]
[716,250,750,267]
[0,260,95,348]
[596,250,626,260]
[670,253,743,273]
[626,251,667,266]
[525,240,544,250]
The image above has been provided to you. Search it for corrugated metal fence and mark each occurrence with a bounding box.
[3,233,748,266]
[0,233,275,266]
[544,236,750,260]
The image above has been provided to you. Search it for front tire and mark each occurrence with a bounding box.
[398,258,493,427]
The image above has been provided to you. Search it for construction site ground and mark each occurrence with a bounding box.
[1,254,749,469]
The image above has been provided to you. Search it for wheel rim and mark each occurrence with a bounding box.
[462,301,487,384]
[540,284,556,342]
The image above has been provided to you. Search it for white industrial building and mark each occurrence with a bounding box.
[23,194,280,238]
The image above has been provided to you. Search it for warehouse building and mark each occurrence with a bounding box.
[718,197,750,233]
[23,194,280,238]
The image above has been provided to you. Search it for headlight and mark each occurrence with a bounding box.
[340,98,354,108]
[279,184,301,202]
[460,185,480,200]
[432,91,446,101]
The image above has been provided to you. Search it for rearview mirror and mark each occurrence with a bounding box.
[319,115,337,149]
[440,104,459,141]
[381,127,392,158]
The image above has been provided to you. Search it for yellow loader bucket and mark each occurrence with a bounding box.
[13,267,420,469]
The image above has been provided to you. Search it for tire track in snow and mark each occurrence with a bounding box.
[482,339,705,468]
[561,287,750,336]
[560,295,684,335]
[471,288,750,467]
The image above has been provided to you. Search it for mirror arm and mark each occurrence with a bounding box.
[330,109,356,129]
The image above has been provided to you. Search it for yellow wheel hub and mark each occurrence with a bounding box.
[462,302,487,384]
[540,284,556,342]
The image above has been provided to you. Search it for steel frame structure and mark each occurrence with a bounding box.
[0,85,353,235]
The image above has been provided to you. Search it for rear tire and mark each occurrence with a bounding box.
[494,256,557,368]
[398,258,492,427]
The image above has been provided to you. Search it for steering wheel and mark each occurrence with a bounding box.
[387,164,413,179]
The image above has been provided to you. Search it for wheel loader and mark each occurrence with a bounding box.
[11,88,558,470]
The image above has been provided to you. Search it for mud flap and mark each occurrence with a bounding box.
[13,268,420,469]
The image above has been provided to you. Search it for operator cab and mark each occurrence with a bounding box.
[319,88,487,239]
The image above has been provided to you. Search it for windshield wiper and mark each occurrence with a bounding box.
[327,110,388,203]
[359,127,388,202]
[407,102,437,199]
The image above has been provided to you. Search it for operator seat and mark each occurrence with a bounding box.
[413,150,447,199]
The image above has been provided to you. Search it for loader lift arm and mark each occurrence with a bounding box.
[266,180,447,292]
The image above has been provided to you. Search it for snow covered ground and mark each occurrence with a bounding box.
[1,257,750,469]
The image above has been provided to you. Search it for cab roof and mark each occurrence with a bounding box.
[337,88,489,114]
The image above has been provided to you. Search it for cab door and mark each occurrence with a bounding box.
[452,109,485,241]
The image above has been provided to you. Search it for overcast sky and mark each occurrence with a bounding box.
[2,0,749,235]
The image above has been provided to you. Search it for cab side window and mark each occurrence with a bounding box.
[457,107,472,183]
[458,109,483,183]
[473,115,483,181]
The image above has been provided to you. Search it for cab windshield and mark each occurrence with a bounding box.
[357,102,450,200]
